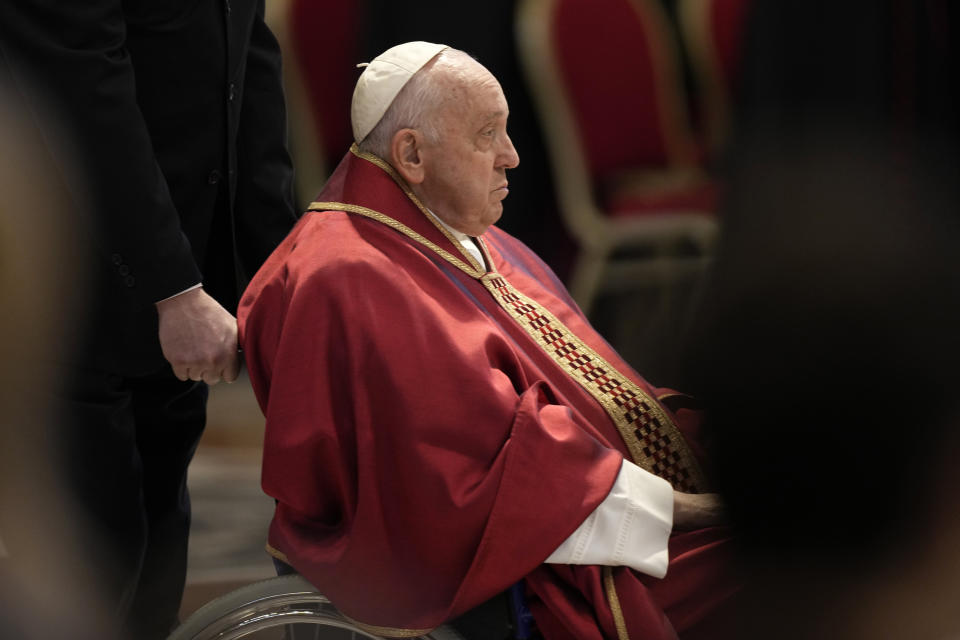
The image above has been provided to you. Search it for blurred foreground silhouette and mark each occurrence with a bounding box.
[0,91,110,638]
[683,2,960,638]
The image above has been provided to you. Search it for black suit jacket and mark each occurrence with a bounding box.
[0,0,297,373]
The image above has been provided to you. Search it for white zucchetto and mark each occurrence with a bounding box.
[351,41,449,143]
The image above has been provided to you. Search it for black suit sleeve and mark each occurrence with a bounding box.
[0,0,201,308]
[233,0,298,285]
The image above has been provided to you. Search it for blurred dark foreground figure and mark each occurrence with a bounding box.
[0,2,298,638]
[0,95,111,639]
[683,2,960,638]
[685,132,960,639]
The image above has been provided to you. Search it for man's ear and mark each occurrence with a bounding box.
[390,129,426,185]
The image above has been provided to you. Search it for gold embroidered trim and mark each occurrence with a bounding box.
[480,272,707,491]
[603,566,630,640]
[265,542,290,563]
[349,144,488,274]
[339,612,434,638]
[307,201,484,278]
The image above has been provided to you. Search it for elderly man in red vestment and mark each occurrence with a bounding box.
[239,42,736,639]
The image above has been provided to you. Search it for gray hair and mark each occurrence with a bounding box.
[357,48,478,159]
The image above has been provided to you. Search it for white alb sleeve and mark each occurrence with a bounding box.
[544,458,674,578]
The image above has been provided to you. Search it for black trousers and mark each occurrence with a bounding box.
[61,366,207,640]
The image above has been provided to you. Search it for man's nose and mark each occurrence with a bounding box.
[498,133,520,169]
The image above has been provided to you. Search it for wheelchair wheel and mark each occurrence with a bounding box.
[169,574,466,640]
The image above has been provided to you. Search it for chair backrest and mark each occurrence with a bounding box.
[516,0,704,246]
[560,0,702,176]
[679,0,752,154]
[287,0,363,168]
[271,0,363,205]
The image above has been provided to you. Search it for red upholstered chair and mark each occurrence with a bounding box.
[678,0,753,156]
[267,0,363,207]
[516,0,719,315]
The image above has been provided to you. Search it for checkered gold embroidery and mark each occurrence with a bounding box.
[481,274,706,492]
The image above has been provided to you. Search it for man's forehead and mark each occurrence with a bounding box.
[467,77,510,116]
[432,62,510,125]
[479,107,509,122]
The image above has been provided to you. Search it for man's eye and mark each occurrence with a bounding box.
[481,129,495,137]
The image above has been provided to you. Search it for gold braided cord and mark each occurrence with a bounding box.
[307,201,483,278]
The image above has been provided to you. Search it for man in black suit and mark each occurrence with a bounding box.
[0,1,297,638]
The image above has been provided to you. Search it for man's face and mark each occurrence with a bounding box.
[417,64,520,236]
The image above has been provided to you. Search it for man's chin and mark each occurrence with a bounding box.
[480,208,503,233]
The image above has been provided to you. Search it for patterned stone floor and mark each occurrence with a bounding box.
[186,446,274,584]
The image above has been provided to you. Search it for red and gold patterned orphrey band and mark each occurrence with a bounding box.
[481,274,707,493]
